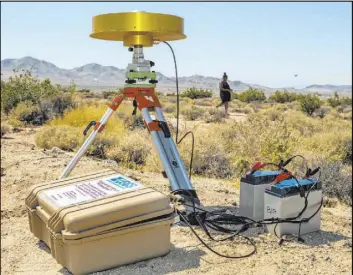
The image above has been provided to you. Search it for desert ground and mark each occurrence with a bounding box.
[1,128,352,275]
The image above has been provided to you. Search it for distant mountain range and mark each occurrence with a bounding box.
[1,56,352,95]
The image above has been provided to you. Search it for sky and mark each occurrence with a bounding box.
[1,2,352,88]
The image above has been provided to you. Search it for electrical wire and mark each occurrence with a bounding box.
[163,41,323,258]
[162,41,180,143]
[163,41,194,179]
[174,171,323,258]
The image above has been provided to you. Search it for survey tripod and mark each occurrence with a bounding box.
[59,11,201,214]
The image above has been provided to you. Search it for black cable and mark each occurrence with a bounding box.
[162,41,180,143]
[176,131,195,179]
[172,165,323,259]
[163,41,195,179]
[162,41,323,258]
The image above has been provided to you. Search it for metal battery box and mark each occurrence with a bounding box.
[25,169,175,275]
[264,178,322,237]
[239,170,280,221]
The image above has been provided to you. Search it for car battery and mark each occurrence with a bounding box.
[239,170,281,221]
[264,178,322,237]
[25,169,175,275]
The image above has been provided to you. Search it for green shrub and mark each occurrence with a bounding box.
[40,93,76,120]
[9,101,43,126]
[1,70,67,113]
[327,92,352,108]
[299,94,321,116]
[77,89,91,93]
[340,97,352,106]
[269,90,299,103]
[102,89,123,99]
[327,92,341,108]
[181,87,213,99]
[1,69,76,126]
[222,114,296,174]
[237,87,266,103]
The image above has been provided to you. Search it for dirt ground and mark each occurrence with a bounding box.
[1,128,352,275]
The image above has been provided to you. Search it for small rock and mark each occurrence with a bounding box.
[51,147,64,154]
[103,159,118,166]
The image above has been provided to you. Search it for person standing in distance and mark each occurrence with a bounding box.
[217,72,233,116]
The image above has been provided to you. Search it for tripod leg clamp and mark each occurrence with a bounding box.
[83,121,96,136]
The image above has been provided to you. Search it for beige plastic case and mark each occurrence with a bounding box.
[25,169,175,275]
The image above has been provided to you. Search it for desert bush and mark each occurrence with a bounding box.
[162,103,176,113]
[1,70,77,125]
[1,123,10,137]
[262,108,282,121]
[181,106,206,120]
[40,93,76,120]
[250,103,269,113]
[299,94,321,116]
[190,128,234,178]
[327,92,341,108]
[237,87,266,103]
[315,158,352,206]
[77,89,91,93]
[35,104,142,157]
[102,89,123,99]
[205,108,225,123]
[315,106,330,119]
[269,90,299,103]
[35,125,83,151]
[287,101,300,111]
[336,105,345,113]
[166,96,177,103]
[194,98,213,107]
[339,97,352,106]
[234,106,253,114]
[105,130,152,169]
[8,101,43,126]
[181,87,213,99]
[123,114,145,130]
[222,114,296,175]
[1,70,74,114]
[327,92,352,108]
[300,128,352,163]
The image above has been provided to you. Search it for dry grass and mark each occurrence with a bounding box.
[35,125,83,151]
[204,108,226,123]
[105,130,152,170]
[33,98,352,205]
